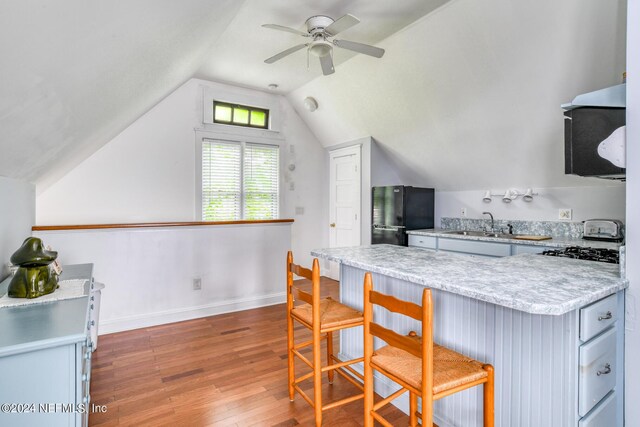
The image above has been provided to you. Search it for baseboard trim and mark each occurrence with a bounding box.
[98,292,286,335]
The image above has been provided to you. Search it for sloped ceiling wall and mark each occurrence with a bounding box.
[0,0,243,190]
[288,0,627,191]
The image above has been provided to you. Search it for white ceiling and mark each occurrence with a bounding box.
[0,0,448,190]
[196,0,450,93]
[0,0,244,189]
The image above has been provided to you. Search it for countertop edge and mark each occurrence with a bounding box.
[407,229,621,249]
[311,249,628,315]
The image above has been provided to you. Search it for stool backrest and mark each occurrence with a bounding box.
[286,251,321,327]
[363,272,433,397]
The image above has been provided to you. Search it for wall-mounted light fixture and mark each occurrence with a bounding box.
[303,96,318,112]
[482,188,538,203]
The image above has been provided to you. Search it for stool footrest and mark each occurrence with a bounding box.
[373,387,408,411]
[293,384,313,407]
[291,348,313,369]
[372,411,395,427]
[322,392,365,411]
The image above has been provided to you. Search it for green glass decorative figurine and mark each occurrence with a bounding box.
[8,237,59,299]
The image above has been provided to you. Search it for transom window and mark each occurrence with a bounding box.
[213,101,269,129]
[202,139,279,221]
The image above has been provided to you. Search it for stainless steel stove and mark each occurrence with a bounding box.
[541,246,620,264]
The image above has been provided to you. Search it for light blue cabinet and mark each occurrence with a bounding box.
[0,264,94,427]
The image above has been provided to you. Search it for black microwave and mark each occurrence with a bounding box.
[564,107,625,178]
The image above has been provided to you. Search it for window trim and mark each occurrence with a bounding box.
[213,101,270,129]
[201,83,281,134]
[195,129,283,221]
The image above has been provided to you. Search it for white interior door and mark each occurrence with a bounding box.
[328,145,361,280]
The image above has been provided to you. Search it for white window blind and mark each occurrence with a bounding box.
[201,139,279,221]
[244,143,279,220]
[202,140,241,221]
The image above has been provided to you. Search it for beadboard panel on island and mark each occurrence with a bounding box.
[33,221,292,334]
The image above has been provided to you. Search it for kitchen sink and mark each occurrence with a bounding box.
[444,230,515,239]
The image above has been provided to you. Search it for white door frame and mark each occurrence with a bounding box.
[328,145,362,279]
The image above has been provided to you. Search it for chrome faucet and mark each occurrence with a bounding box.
[482,212,494,232]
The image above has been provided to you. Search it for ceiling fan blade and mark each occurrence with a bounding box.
[333,39,385,58]
[324,14,360,36]
[262,24,309,37]
[319,54,335,76]
[264,44,308,64]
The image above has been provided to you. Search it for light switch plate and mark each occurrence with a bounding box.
[559,208,572,220]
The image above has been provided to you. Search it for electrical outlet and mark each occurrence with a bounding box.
[295,206,304,215]
[289,182,295,191]
[193,278,202,290]
[460,208,467,217]
[559,209,572,220]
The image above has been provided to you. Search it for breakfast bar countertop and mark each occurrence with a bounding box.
[407,228,623,249]
[311,244,627,315]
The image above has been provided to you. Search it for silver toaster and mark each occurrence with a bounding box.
[583,219,624,242]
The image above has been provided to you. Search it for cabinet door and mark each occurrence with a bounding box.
[511,244,554,255]
[579,328,617,416]
[0,345,76,427]
[438,238,511,257]
[408,235,437,249]
[579,391,617,427]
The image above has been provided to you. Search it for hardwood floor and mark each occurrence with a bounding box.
[89,277,408,426]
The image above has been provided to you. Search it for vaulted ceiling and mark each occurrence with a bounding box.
[0,0,447,190]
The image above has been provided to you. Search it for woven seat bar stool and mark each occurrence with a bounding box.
[286,251,365,426]
[362,273,494,427]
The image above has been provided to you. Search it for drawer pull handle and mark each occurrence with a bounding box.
[598,311,613,321]
[597,363,612,376]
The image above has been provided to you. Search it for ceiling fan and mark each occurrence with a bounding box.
[262,14,385,76]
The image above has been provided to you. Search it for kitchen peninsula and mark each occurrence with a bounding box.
[311,245,627,427]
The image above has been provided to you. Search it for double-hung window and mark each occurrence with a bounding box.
[201,139,279,221]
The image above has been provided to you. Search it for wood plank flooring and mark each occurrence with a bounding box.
[89,277,408,426]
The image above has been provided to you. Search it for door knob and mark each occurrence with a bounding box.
[330,223,336,228]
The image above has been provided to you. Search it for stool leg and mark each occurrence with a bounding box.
[409,392,418,427]
[483,365,495,427]
[313,328,323,426]
[287,314,295,401]
[363,357,374,427]
[326,331,334,384]
[422,395,433,427]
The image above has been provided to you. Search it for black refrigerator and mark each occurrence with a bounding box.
[371,186,435,246]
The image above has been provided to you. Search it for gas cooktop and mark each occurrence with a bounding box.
[541,246,619,264]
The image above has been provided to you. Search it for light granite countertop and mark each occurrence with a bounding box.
[407,228,622,249]
[311,245,627,315]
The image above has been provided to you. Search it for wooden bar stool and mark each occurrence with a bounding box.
[362,272,494,427]
[286,251,365,426]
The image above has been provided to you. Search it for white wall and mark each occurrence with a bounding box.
[0,0,243,189]
[288,0,627,208]
[436,184,626,224]
[0,177,35,280]
[36,78,325,268]
[625,0,639,424]
[34,223,290,334]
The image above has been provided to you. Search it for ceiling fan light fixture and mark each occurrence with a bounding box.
[309,40,332,57]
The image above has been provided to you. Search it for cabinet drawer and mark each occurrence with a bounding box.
[511,244,554,255]
[579,391,617,427]
[408,235,437,249]
[580,294,617,342]
[579,327,617,416]
[438,238,511,257]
